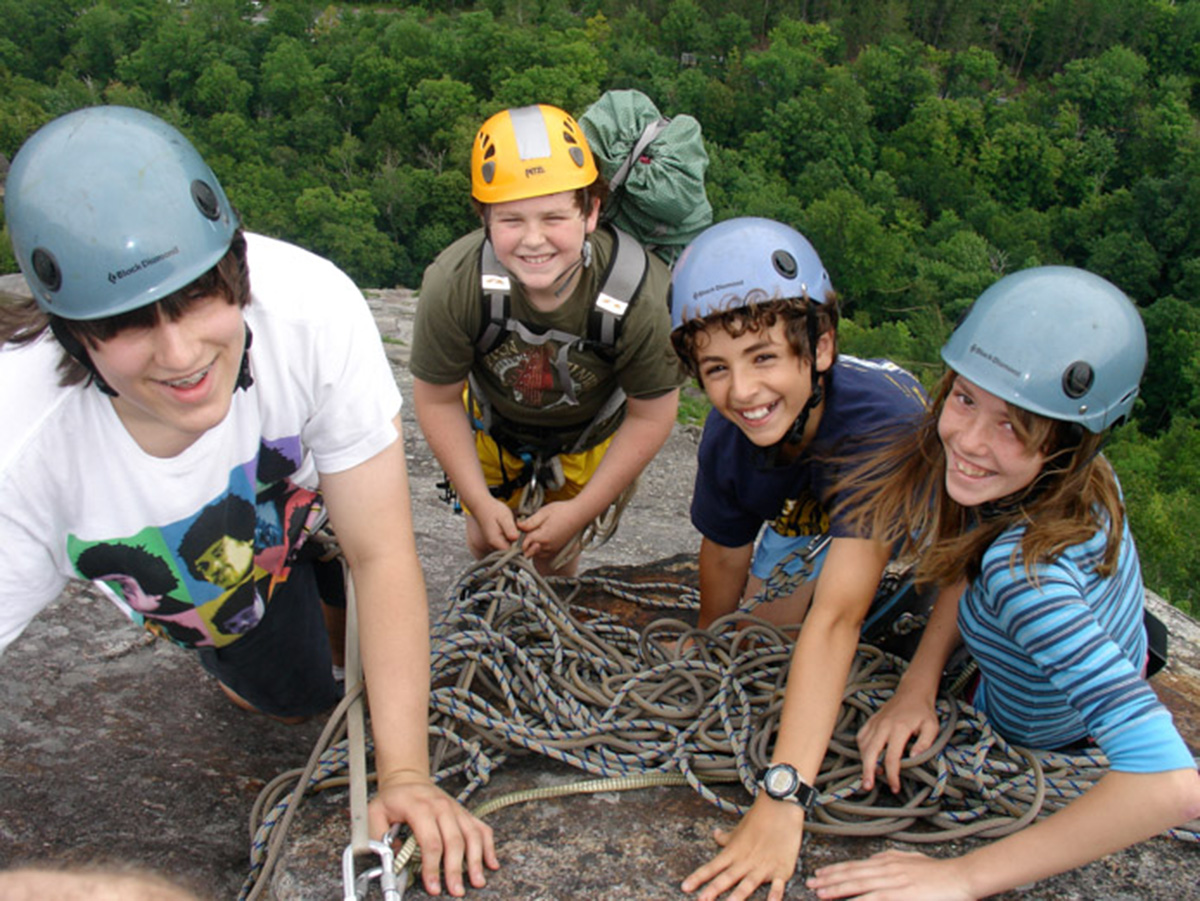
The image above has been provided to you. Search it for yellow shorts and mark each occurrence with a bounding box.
[469,429,614,513]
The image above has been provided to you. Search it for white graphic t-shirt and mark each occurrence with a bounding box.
[0,234,401,652]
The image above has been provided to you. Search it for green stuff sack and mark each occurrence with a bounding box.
[579,90,712,266]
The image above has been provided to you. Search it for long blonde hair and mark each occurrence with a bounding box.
[834,370,1126,586]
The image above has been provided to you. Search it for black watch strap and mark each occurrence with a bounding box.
[756,763,818,813]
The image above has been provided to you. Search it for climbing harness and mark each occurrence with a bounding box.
[475,222,649,366]
[238,549,1200,899]
[435,223,648,525]
[468,220,646,466]
[456,222,646,501]
[438,380,638,571]
[435,438,635,572]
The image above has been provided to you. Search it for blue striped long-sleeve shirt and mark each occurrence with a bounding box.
[959,516,1194,773]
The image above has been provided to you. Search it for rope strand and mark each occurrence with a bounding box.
[239,552,1200,899]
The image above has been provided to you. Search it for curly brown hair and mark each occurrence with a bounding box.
[670,290,840,383]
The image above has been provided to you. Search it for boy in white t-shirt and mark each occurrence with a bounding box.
[0,106,497,897]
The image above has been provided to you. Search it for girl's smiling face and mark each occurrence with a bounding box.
[938,375,1047,508]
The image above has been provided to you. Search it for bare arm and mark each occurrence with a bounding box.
[963,767,1200,896]
[769,536,894,798]
[320,417,498,895]
[809,767,1200,900]
[858,578,967,792]
[683,536,892,901]
[412,376,519,552]
[697,536,754,629]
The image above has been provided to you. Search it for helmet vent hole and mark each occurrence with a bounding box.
[1062,361,1094,399]
[481,161,496,184]
[772,250,798,279]
[191,180,221,221]
[31,248,62,293]
[569,147,585,168]
[482,143,495,160]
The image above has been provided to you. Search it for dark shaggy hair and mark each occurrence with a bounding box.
[1,230,250,388]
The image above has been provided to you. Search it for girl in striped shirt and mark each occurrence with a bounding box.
[809,266,1200,900]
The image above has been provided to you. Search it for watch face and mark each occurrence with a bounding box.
[765,764,799,798]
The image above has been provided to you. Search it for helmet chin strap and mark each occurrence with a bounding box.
[235,324,255,391]
[552,238,593,299]
[50,318,118,397]
[49,319,255,398]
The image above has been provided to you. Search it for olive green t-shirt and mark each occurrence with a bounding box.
[411,226,685,449]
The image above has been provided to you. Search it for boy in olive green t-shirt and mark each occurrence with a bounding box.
[410,103,684,576]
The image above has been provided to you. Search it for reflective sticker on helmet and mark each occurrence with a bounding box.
[510,105,552,160]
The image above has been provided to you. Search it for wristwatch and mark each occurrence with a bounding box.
[756,763,818,813]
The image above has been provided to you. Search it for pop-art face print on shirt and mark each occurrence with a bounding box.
[68,435,320,649]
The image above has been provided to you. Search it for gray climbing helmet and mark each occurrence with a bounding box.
[941,266,1147,433]
[5,105,238,320]
[669,217,832,332]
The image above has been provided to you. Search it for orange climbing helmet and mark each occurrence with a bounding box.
[471,104,599,204]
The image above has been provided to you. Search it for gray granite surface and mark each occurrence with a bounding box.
[1,277,1196,899]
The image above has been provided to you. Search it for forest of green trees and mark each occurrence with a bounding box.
[1,0,1198,613]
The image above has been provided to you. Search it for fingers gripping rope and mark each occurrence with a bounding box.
[513,459,638,571]
[239,551,1200,897]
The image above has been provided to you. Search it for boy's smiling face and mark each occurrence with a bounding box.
[487,190,600,310]
[88,293,247,459]
[695,319,833,447]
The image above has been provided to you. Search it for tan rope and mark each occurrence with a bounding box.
[514,469,639,572]
[239,550,1200,898]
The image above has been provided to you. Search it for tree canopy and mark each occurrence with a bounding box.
[2,0,1198,612]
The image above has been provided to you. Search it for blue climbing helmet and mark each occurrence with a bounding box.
[670,217,835,450]
[5,105,238,320]
[669,216,833,332]
[941,266,1147,433]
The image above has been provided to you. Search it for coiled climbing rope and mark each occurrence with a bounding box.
[240,548,1200,899]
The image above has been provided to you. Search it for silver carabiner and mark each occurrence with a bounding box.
[802,532,832,563]
[342,839,403,901]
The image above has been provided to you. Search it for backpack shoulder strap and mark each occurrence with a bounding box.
[607,116,671,193]
[476,238,512,356]
[587,225,649,353]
